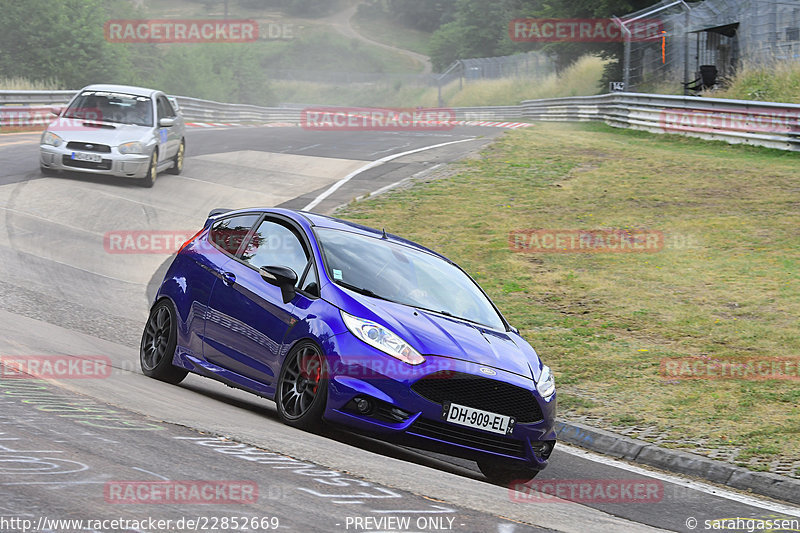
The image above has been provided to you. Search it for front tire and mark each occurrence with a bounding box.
[140,150,158,188]
[167,139,185,175]
[40,165,57,176]
[140,299,188,384]
[275,342,327,431]
[477,458,539,486]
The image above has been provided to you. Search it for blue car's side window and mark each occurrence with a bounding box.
[240,220,309,283]
[209,214,260,256]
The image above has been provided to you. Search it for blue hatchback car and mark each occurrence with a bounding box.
[141,208,556,483]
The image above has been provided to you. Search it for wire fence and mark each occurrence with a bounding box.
[623,0,800,93]
[264,51,555,89]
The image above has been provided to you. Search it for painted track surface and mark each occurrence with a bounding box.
[0,125,798,532]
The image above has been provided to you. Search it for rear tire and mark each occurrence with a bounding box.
[140,150,158,188]
[477,458,539,487]
[140,299,188,384]
[167,139,185,175]
[275,341,327,431]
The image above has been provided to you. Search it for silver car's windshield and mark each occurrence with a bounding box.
[64,91,153,127]
[316,228,506,331]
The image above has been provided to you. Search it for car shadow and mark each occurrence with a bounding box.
[176,378,486,483]
[44,168,173,188]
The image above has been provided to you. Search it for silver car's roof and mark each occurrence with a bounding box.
[78,84,160,98]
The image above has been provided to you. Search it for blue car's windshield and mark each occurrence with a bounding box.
[315,228,505,331]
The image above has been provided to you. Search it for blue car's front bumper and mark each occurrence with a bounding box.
[322,332,557,470]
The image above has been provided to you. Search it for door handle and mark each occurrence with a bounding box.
[222,272,236,286]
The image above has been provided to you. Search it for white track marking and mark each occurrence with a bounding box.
[132,467,170,481]
[303,138,476,211]
[557,443,800,516]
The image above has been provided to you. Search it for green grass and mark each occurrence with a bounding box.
[259,27,420,74]
[336,122,800,469]
[351,10,433,57]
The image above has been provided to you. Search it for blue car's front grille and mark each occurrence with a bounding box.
[410,371,543,423]
[408,417,527,457]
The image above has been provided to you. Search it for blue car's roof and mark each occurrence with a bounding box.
[207,207,449,261]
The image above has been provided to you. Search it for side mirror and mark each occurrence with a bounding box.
[50,106,63,116]
[509,325,519,335]
[159,117,175,127]
[260,265,297,304]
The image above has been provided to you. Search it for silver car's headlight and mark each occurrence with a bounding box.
[536,364,555,401]
[118,141,145,155]
[341,311,425,365]
[41,131,63,147]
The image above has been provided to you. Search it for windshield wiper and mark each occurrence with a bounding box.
[336,281,398,304]
[413,306,487,327]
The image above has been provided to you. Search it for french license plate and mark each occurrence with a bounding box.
[442,402,515,435]
[71,151,102,163]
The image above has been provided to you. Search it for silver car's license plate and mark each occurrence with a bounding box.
[71,151,102,163]
[442,402,515,435]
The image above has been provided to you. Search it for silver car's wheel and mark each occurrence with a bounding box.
[140,150,158,188]
[168,139,185,175]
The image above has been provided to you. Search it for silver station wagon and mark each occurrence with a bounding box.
[39,84,186,187]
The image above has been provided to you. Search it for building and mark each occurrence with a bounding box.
[620,0,800,92]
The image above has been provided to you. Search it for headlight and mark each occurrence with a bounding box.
[118,141,145,155]
[41,131,63,147]
[341,311,424,365]
[536,365,555,401]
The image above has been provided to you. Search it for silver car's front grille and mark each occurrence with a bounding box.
[66,142,112,153]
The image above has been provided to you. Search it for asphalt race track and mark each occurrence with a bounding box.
[0,125,798,532]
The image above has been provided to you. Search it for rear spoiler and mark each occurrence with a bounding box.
[208,208,233,218]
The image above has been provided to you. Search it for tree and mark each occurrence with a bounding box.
[0,0,133,87]
[388,0,457,33]
[428,0,521,71]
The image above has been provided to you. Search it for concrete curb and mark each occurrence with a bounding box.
[555,420,800,506]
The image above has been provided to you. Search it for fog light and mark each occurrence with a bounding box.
[531,440,555,459]
[355,397,373,414]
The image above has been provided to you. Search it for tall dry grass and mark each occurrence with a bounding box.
[272,55,609,107]
[446,55,610,107]
[708,59,800,103]
[0,77,64,90]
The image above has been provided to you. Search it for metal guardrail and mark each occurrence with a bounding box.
[2,90,799,152]
[173,95,300,123]
[0,91,301,127]
[521,93,800,152]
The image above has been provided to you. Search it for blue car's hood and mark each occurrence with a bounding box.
[325,286,538,380]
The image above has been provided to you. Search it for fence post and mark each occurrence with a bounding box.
[683,9,690,96]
